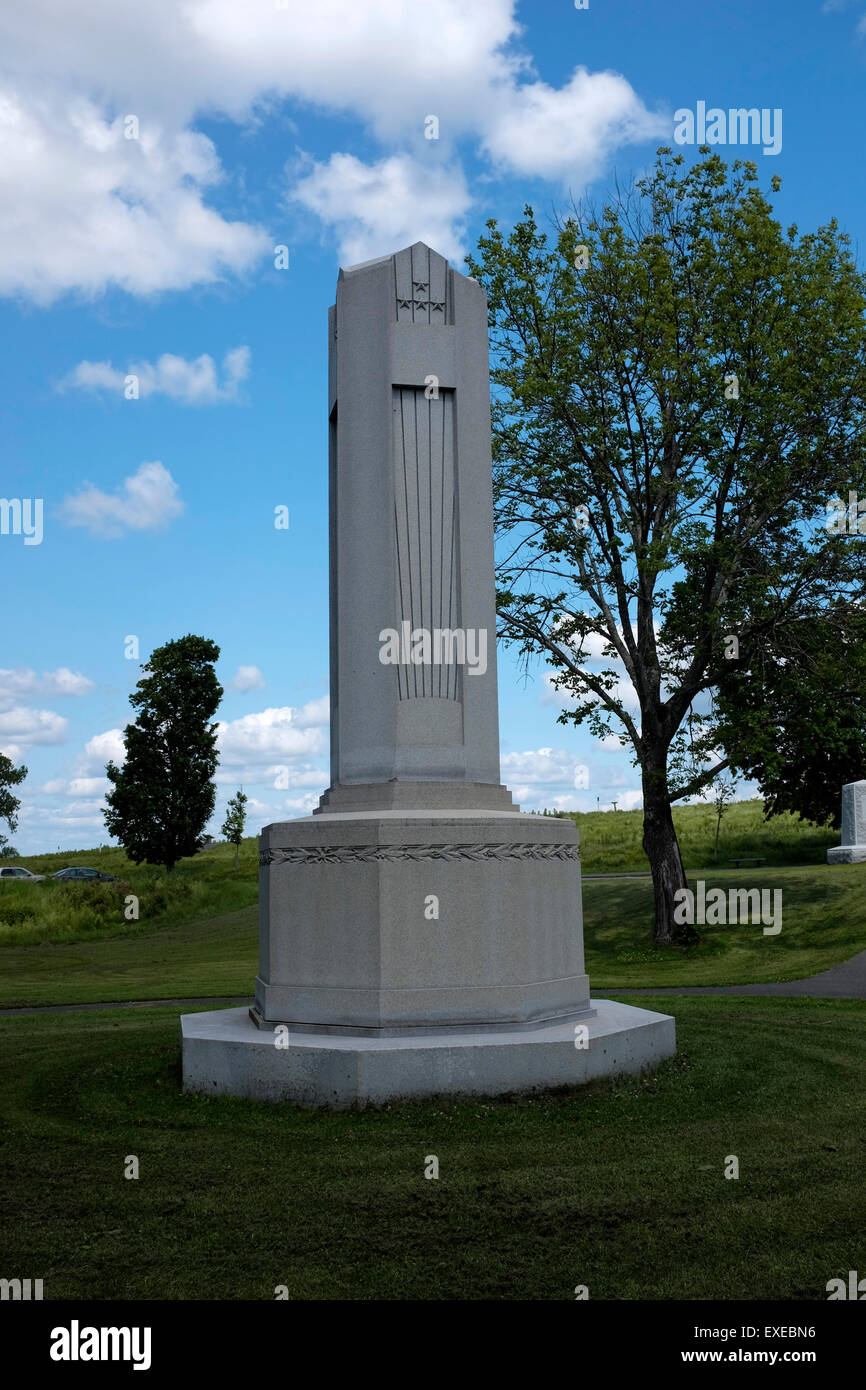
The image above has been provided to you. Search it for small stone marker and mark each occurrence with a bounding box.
[827,780,866,863]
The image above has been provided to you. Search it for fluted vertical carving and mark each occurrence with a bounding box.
[393,387,460,700]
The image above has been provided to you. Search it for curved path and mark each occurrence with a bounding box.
[616,947,866,999]
[0,995,251,1017]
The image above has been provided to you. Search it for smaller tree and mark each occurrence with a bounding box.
[0,752,27,851]
[710,778,737,859]
[104,635,222,871]
[222,790,248,868]
[0,844,19,860]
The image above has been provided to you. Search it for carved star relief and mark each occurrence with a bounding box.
[413,281,428,292]
[398,298,412,309]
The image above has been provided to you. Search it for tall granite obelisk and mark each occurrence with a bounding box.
[317,243,514,813]
[181,244,675,1105]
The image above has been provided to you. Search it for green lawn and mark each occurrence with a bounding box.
[2,863,865,1008]
[1,996,863,1300]
[584,863,866,988]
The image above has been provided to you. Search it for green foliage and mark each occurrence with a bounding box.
[104,635,223,871]
[467,147,866,942]
[715,612,866,828]
[0,751,27,849]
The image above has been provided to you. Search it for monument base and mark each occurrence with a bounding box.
[827,846,866,863]
[181,1000,676,1108]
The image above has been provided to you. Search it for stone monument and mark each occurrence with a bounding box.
[181,242,675,1106]
[827,780,866,863]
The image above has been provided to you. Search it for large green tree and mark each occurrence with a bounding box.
[104,635,223,871]
[0,752,27,851]
[714,610,866,830]
[468,148,866,945]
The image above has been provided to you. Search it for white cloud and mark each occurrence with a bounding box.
[79,728,125,773]
[59,346,251,403]
[0,2,665,300]
[40,776,109,798]
[613,789,643,811]
[44,668,97,696]
[501,747,585,786]
[0,706,68,745]
[0,667,95,709]
[0,1,522,136]
[68,776,110,797]
[0,94,268,304]
[60,461,184,539]
[40,778,67,796]
[481,67,667,184]
[280,794,318,814]
[293,694,329,728]
[216,701,327,765]
[292,153,471,265]
[21,799,106,827]
[228,664,266,692]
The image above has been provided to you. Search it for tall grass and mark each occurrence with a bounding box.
[565,798,837,874]
[0,839,259,946]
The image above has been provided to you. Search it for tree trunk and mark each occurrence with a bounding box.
[642,768,689,947]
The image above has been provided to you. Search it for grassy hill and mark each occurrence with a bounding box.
[562,797,837,874]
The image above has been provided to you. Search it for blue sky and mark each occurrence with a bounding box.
[1,0,864,853]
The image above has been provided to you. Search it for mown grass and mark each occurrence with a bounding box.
[1,997,863,1300]
[584,863,866,988]
[2,864,865,1009]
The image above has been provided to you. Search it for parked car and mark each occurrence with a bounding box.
[50,866,117,883]
[0,865,46,882]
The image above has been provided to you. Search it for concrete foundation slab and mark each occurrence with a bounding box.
[181,999,676,1108]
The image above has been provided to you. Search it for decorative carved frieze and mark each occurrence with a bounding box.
[260,841,581,867]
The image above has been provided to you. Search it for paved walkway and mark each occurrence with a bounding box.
[0,995,251,1017]
[617,948,866,999]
